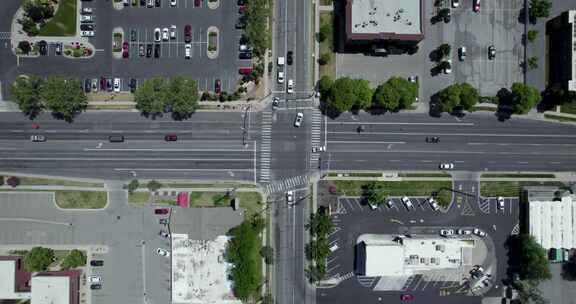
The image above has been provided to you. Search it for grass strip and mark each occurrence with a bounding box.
[480,181,566,198]
[398,173,451,178]
[560,102,576,115]
[54,191,107,209]
[481,173,555,179]
[18,177,103,188]
[319,11,335,79]
[544,114,576,122]
[128,191,150,204]
[38,0,77,36]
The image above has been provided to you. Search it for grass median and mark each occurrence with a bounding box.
[54,191,107,209]
[18,177,103,188]
[319,11,335,79]
[190,191,263,219]
[481,173,555,179]
[38,0,77,36]
[480,181,566,198]
[332,180,453,207]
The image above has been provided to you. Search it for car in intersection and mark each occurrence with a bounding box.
[286,190,294,206]
[294,112,304,127]
[287,79,294,93]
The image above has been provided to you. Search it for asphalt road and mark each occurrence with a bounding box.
[324,112,576,172]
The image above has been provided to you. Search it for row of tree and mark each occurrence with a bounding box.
[133,76,199,120]
[305,210,334,283]
[23,247,86,272]
[318,75,418,115]
[244,0,270,59]
[11,75,87,121]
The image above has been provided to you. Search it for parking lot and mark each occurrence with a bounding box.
[317,180,520,303]
[335,0,524,107]
[0,0,246,96]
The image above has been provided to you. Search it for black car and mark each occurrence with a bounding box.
[287,51,293,65]
[131,29,137,42]
[139,44,145,57]
[90,284,102,290]
[154,43,160,58]
[425,136,440,143]
[80,24,94,31]
[146,43,152,57]
[106,78,113,92]
[155,0,160,7]
[237,0,245,5]
[140,0,146,5]
[90,260,104,266]
[100,77,106,90]
[130,78,137,93]
[84,79,91,93]
[239,51,252,59]
[37,41,48,56]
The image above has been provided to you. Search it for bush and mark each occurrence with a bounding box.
[318,53,331,65]
[127,179,139,193]
[18,41,32,54]
[0,176,3,186]
[527,30,538,43]
[147,180,162,192]
[260,246,273,265]
[7,176,20,188]
[60,249,86,269]
[24,247,54,272]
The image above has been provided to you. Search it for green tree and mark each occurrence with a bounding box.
[318,52,331,65]
[317,75,334,99]
[166,76,198,119]
[39,77,87,122]
[259,246,273,265]
[127,179,139,193]
[307,212,334,237]
[60,249,86,269]
[134,77,167,116]
[305,239,330,261]
[24,246,54,272]
[527,56,538,70]
[387,77,418,109]
[438,84,462,113]
[328,77,358,113]
[515,280,549,304]
[529,0,551,20]
[363,182,387,206]
[226,219,263,301]
[510,83,542,114]
[507,234,551,281]
[458,82,479,111]
[438,43,451,59]
[261,294,274,304]
[527,30,538,43]
[147,180,162,192]
[245,0,270,58]
[22,0,54,23]
[10,75,44,117]
[373,82,400,110]
[17,41,32,54]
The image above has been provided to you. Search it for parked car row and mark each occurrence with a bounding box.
[456,45,496,61]
[80,7,95,37]
[82,77,137,93]
[236,2,254,76]
[125,0,202,8]
[440,227,486,237]
[452,0,481,12]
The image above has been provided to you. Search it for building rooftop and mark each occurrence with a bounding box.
[0,257,31,300]
[568,10,576,91]
[350,0,421,35]
[529,195,576,249]
[31,276,70,304]
[170,206,243,240]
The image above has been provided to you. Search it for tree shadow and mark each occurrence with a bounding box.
[428,92,443,117]
[318,100,342,119]
[495,88,513,121]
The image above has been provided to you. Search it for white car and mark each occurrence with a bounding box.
[473,228,486,237]
[30,135,46,142]
[170,25,176,39]
[428,197,439,211]
[88,276,102,283]
[401,196,413,209]
[386,200,394,208]
[444,59,452,74]
[113,78,121,92]
[156,248,170,257]
[154,28,161,42]
[184,44,191,59]
[81,31,95,37]
[439,163,454,170]
[287,79,294,93]
[277,71,284,83]
[440,229,455,237]
[81,7,93,14]
[80,15,93,22]
[147,0,154,7]
[457,229,472,235]
[162,28,169,41]
[294,112,303,127]
[170,0,177,6]
[286,190,294,206]
[452,0,459,7]
[497,197,505,210]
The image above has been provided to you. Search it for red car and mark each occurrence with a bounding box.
[400,294,414,301]
[184,25,192,43]
[214,79,221,94]
[238,5,246,14]
[154,208,169,215]
[164,134,177,141]
[473,0,480,12]
[239,67,253,75]
[32,123,40,129]
[122,42,129,58]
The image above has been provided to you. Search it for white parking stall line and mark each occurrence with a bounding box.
[354,199,363,211]
[508,198,513,215]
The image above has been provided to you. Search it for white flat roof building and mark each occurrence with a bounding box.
[359,234,474,277]
[350,0,421,35]
[31,276,69,304]
[0,260,31,300]
[568,10,576,92]
[529,195,576,249]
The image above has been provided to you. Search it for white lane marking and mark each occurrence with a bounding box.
[327,122,475,126]
[328,141,406,144]
[114,168,254,171]
[328,131,576,138]
[83,148,251,152]
[0,157,252,161]
[468,142,576,146]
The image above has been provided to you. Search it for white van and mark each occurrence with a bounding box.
[329,244,339,252]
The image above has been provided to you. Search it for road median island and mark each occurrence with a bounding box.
[331,180,453,207]
[15,176,103,188]
[481,173,556,179]
[54,190,108,209]
[480,181,567,198]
